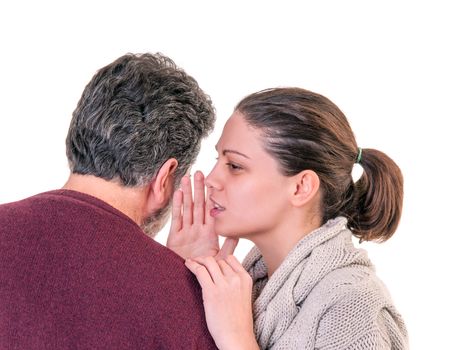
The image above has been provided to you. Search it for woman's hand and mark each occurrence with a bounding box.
[167,171,218,259]
[167,171,238,259]
[185,255,259,350]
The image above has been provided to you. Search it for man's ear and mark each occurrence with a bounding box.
[146,158,178,210]
[290,170,320,207]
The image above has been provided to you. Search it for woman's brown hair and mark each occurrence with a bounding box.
[236,87,403,242]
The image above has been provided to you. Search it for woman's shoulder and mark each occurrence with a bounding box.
[302,266,408,349]
[311,263,392,307]
[282,264,408,349]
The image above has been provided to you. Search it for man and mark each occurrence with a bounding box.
[0,53,218,349]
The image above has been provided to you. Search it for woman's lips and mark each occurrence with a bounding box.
[209,198,225,217]
[210,208,224,217]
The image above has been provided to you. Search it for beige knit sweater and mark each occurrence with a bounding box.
[243,217,408,349]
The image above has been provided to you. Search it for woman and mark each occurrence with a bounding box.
[167,87,408,349]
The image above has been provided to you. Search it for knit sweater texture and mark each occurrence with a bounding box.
[243,217,408,350]
[0,190,217,349]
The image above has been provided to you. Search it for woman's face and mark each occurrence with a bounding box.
[206,112,293,240]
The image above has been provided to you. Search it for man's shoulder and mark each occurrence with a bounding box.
[0,192,48,226]
[0,190,96,215]
[0,193,218,349]
[0,191,43,209]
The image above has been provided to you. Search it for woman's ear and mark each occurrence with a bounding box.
[290,170,320,207]
[146,158,178,210]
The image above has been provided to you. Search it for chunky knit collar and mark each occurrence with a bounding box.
[243,217,373,348]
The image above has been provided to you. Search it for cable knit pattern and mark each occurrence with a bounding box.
[243,217,408,349]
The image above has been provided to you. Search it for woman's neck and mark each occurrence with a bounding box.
[251,212,322,277]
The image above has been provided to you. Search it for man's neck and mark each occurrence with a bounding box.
[63,174,146,225]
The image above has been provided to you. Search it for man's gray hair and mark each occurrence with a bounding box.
[66,53,215,187]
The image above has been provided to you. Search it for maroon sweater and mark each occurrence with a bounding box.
[0,190,217,349]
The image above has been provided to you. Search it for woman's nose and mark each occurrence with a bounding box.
[205,165,221,190]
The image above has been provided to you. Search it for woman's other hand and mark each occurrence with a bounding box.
[185,255,259,350]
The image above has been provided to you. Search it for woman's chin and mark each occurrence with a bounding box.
[215,222,247,239]
[218,231,242,239]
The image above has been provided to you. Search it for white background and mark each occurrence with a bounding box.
[1,1,453,348]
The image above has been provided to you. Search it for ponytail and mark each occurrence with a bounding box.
[347,148,403,242]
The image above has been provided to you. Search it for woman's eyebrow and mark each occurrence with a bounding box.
[215,145,250,159]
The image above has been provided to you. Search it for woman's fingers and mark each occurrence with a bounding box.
[192,256,225,283]
[185,259,215,288]
[169,189,183,233]
[181,175,193,226]
[193,171,205,224]
[217,238,239,259]
[224,255,253,290]
[225,254,248,274]
[217,259,235,276]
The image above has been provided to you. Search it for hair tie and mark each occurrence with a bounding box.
[355,147,362,164]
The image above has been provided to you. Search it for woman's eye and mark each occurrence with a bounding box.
[227,162,242,171]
